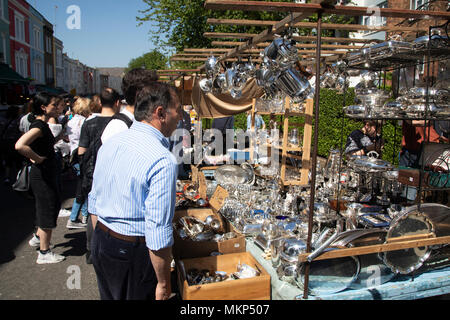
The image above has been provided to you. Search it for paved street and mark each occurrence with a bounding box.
[0,170,100,300]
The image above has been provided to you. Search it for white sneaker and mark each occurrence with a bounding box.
[66,219,87,229]
[81,215,88,225]
[28,234,41,247]
[36,251,65,264]
[28,234,55,249]
[58,209,72,217]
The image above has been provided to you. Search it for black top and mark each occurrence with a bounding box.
[78,116,113,198]
[344,129,376,155]
[29,119,56,161]
[79,116,113,149]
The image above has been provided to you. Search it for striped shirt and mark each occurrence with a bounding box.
[88,121,177,251]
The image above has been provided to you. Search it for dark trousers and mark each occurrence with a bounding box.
[86,214,93,252]
[91,224,157,300]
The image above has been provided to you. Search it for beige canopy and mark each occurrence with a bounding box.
[191,76,265,119]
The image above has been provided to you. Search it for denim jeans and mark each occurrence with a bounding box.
[70,163,88,222]
[70,199,88,221]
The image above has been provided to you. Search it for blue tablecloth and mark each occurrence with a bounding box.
[246,239,450,300]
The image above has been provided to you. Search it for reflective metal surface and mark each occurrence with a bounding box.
[296,248,360,296]
[330,229,395,289]
[383,204,450,274]
[214,165,254,185]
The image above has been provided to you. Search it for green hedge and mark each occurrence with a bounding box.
[233,88,402,165]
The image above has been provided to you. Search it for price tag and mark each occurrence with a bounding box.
[191,165,199,185]
[198,171,207,199]
[209,185,229,212]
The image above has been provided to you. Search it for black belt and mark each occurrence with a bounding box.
[97,221,146,243]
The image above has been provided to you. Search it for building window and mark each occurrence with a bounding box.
[15,50,28,78]
[33,28,42,51]
[15,13,26,43]
[34,59,42,83]
[360,1,388,34]
[46,64,53,78]
[411,0,428,10]
[46,36,52,54]
[56,48,62,67]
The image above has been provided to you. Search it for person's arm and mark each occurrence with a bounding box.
[149,247,172,300]
[15,128,46,164]
[144,156,177,300]
[78,146,87,156]
[347,149,365,157]
[78,121,89,156]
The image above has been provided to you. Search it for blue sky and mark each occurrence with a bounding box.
[31,0,161,68]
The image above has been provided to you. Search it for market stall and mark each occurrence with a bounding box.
[169,1,450,300]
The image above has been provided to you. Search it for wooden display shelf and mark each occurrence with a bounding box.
[250,97,313,186]
[297,233,450,263]
[263,143,303,153]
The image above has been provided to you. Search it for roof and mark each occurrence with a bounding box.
[96,68,126,78]
[0,64,30,84]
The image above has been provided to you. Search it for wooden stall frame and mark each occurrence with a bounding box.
[190,0,450,299]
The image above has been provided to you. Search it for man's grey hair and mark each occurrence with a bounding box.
[134,82,178,122]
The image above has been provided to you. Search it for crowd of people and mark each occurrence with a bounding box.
[0,68,187,300]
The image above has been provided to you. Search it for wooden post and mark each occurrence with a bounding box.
[280,96,291,185]
[300,98,313,185]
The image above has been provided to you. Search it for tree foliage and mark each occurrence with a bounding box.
[138,0,304,54]
[127,49,168,71]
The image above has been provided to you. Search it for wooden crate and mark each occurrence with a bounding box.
[177,252,271,300]
[173,208,246,259]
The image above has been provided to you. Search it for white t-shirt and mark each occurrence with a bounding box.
[49,122,71,157]
[101,109,135,144]
[19,113,32,133]
[66,114,86,154]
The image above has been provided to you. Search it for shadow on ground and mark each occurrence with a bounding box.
[0,169,77,265]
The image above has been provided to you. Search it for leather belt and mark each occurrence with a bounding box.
[97,221,146,243]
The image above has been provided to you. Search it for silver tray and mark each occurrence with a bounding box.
[369,41,413,60]
[350,156,394,173]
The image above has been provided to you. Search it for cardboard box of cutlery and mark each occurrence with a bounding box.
[172,207,246,259]
[176,251,270,300]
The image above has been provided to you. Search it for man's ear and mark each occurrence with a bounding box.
[157,106,165,119]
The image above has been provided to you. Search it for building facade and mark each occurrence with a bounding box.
[386,0,448,40]
[349,0,388,41]
[28,4,44,84]
[54,36,63,89]
[97,67,125,95]
[43,17,53,86]
[0,0,10,65]
[8,0,30,78]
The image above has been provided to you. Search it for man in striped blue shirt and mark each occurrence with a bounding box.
[89,82,182,300]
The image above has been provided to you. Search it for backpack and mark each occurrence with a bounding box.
[80,117,113,198]
[112,113,133,128]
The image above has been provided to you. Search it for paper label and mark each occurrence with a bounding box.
[209,185,229,212]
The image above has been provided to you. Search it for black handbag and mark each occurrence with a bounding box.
[12,163,31,192]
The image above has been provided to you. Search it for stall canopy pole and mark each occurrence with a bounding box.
[303,10,323,300]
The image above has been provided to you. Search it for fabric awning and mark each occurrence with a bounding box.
[0,63,30,84]
[191,76,265,119]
